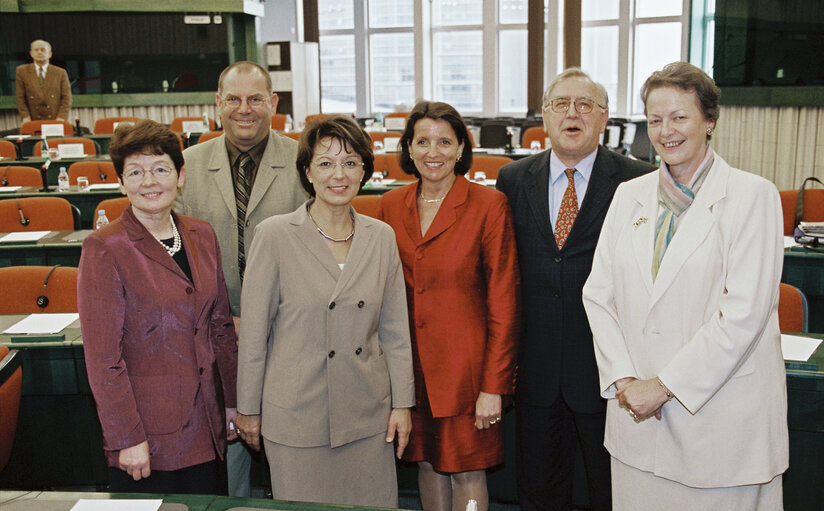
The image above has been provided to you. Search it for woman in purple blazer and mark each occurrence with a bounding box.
[78,120,238,495]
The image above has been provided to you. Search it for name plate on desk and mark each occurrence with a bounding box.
[181,121,207,133]
[58,144,86,158]
[41,124,65,137]
[385,117,406,130]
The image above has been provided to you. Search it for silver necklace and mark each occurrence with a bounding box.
[151,216,182,256]
[308,209,355,243]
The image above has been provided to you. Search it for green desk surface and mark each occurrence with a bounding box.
[783,247,824,333]
[0,230,88,267]
[1,186,124,229]
[0,156,112,186]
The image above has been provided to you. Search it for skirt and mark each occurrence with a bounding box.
[264,432,398,508]
[611,457,783,511]
[402,383,504,473]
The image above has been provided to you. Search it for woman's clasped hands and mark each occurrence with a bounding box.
[615,377,671,422]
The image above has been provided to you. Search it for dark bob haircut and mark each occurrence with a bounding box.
[398,101,473,178]
[295,115,375,197]
[109,119,184,179]
[640,61,722,137]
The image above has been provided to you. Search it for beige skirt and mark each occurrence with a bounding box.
[612,457,783,511]
[264,432,398,508]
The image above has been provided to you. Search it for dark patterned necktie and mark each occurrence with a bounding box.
[38,67,45,86]
[236,153,253,280]
[554,168,578,249]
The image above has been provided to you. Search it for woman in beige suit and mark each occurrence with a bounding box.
[582,62,787,510]
[234,115,414,507]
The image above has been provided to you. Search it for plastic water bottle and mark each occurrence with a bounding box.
[57,166,69,192]
[202,112,210,132]
[95,209,109,229]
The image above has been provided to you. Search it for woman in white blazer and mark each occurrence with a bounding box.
[233,116,414,507]
[582,62,788,510]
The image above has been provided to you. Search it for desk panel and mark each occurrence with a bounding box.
[783,247,824,333]
[0,230,87,268]
[0,156,112,186]
[1,186,124,229]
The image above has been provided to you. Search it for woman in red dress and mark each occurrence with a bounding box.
[378,101,520,511]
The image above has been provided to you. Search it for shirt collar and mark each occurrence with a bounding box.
[549,148,597,184]
[226,133,269,168]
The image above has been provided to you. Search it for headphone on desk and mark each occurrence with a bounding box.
[36,264,62,309]
[16,198,29,226]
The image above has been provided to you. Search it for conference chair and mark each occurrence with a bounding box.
[68,161,117,185]
[197,130,224,144]
[281,132,301,141]
[20,119,74,136]
[369,131,388,145]
[0,197,79,232]
[384,112,409,130]
[0,166,41,187]
[271,113,288,131]
[479,121,510,148]
[352,195,382,219]
[93,116,141,135]
[0,345,22,474]
[383,152,408,180]
[170,116,216,133]
[0,265,79,313]
[470,155,513,180]
[32,137,99,157]
[0,140,17,159]
[779,189,824,236]
[94,197,130,222]
[778,283,809,333]
[522,126,548,149]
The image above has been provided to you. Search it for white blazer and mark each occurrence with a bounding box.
[582,155,788,488]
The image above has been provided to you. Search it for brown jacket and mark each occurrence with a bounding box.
[15,63,72,120]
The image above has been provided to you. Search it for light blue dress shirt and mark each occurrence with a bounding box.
[548,149,598,228]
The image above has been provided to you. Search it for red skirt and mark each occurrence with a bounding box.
[402,381,504,473]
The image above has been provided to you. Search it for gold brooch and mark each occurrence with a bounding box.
[633,217,648,229]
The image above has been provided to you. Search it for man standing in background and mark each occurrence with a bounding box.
[175,61,308,496]
[16,39,72,122]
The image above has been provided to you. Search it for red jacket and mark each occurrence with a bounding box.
[78,207,237,470]
[378,177,520,417]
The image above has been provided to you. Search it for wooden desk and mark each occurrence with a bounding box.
[1,186,124,229]
[0,230,88,267]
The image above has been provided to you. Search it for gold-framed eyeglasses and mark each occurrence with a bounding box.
[545,97,606,114]
[311,160,365,172]
[221,95,267,109]
[123,166,175,181]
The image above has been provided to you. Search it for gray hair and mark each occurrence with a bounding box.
[542,68,609,110]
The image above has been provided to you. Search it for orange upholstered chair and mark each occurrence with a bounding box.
[779,189,824,236]
[280,132,301,141]
[0,140,17,159]
[0,197,77,232]
[383,153,408,180]
[522,126,548,149]
[0,345,22,473]
[778,283,809,333]
[1,166,41,187]
[470,155,513,180]
[170,116,216,133]
[20,119,74,136]
[68,161,117,185]
[0,265,79,313]
[32,137,98,157]
[197,131,224,144]
[93,116,141,135]
[271,113,288,131]
[94,197,130,222]
[352,195,382,219]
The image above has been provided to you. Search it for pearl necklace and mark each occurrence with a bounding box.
[151,217,182,256]
[308,208,355,243]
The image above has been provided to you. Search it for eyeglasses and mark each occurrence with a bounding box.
[221,95,268,109]
[545,97,606,114]
[311,160,365,172]
[123,166,175,181]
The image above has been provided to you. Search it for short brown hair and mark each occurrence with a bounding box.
[295,115,375,197]
[640,61,721,125]
[398,101,473,177]
[109,120,184,179]
[218,61,273,95]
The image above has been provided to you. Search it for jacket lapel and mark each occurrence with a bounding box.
[399,184,423,244]
[570,147,620,249]
[420,176,467,244]
[331,211,374,300]
[523,151,556,249]
[629,176,658,296]
[206,141,237,221]
[247,133,291,216]
[291,204,342,281]
[648,158,729,308]
[122,208,189,281]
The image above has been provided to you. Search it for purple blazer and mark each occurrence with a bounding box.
[78,207,238,471]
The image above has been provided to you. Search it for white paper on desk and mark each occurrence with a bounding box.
[0,231,50,243]
[3,313,79,335]
[383,137,401,152]
[385,117,406,130]
[781,334,823,362]
[0,186,23,192]
[41,124,65,136]
[88,183,122,190]
[58,143,85,158]
[70,499,162,511]
[181,120,206,133]
[784,236,799,248]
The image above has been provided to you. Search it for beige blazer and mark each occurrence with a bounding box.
[175,131,309,315]
[15,63,72,120]
[583,155,789,488]
[237,203,414,448]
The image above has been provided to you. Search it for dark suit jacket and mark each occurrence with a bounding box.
[78,207,238,471]
[496,146,652,412]
[15,63,72,120]
[378,177,520,417]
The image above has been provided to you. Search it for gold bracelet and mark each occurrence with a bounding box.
[656,377,673,400]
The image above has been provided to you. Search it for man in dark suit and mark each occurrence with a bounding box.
[497,68,652,511]
[15,39,72,122]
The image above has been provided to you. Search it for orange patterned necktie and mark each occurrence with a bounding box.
[554,168,578,249]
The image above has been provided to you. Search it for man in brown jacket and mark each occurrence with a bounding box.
[16,39,72,122]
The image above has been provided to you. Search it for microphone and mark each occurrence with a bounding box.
[1,167,7,186]
[98,163,107,181]
[37,265,62,309]
[16,198,30,226]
